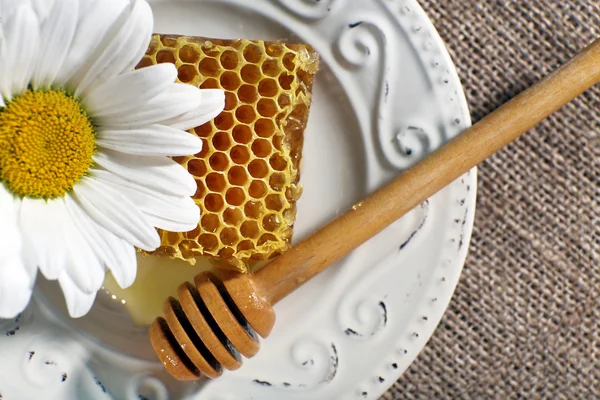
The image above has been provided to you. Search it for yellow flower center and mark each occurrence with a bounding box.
[0,89,96,199]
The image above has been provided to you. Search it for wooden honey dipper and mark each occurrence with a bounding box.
[149,38,600,381]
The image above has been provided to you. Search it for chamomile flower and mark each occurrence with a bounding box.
[0,0,224,318]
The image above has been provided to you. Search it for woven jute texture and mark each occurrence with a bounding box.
[382,1,600,399]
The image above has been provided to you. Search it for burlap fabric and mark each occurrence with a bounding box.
[382,1,600,398]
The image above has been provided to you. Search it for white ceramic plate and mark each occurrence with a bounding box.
[0,0,476,399]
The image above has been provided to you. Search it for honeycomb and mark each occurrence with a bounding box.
[137,35,319,273]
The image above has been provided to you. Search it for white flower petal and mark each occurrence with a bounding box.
[19,198,68,281]
[30,0,53,24]
[61,211,105,295]
[0,187,31,319]
[0,187,37,285]
[72,177,160,251]
[96,124,203,157]
[94,83,205,127]
[0,184,35,319]
[0,0,23,19]
[93,170,201,233]
[0,4,40,100]
[73,0,153,97]
[64,194,137,288]
[0,184,18,226]
[58,271,97,318]
[31,0,79,89]
[83,63,177,116]
[55,0,129,87]
[93,149,197,197]
[159,89,226,131]
[0,256,33,319]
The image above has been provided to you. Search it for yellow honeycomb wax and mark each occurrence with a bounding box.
[137,35,319,272]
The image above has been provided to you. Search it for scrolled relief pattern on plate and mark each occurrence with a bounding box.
[336,14,442,170]
[276,0,343,20]
[336,201,429,339]
[289,337,339,386]
[125,374,169,400]
[0,304,111,400]
[196,338,339,398]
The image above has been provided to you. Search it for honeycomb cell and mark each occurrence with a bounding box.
[223,207,244,226]
[146,40,159,56]
[141,34,319,272]
[179,240,201,259]
[212,131,232,151]
[214,112,234,131]
[249,180,268,198]
[258,233,277,246]
[220,71,241,91]
[262,214,281,232]
[236,105,256,123]
[156,50,176,64]
[265,194,284,212]
[198,234,219,252]
[218,247,235,259]
[243,44,263,63]
[178,64,197,83]
[238,84,258,104]
[171,155,187,165]
[279,73,294,90]
[228,166,248,186]
[206,172,227,192]
[194,180,206,198]
[137,57,153,69]
[283,52,296,71]
[241,221,260,238]
[186,225,201,239]
[257,98,278,118]
[237,240,255,252]
[226,187,246,206]
[269,173,286,191]
[201,213,220,233]
[161,36,178,47]
[278,94,291,108]
[220,228,239,246]
[220,50,239,70]
[255,118,276,138]
[261,59,280,77]
[248,159,269,178]
[258,79,279,97]
[241,64,262,84]
[205,193,225,212]
[252,139,272,158]
[179,45,200,63]
[201,45,220,58]
[166,231,181,245]
[230,145,251,165]
[188,159,207,177]
[196,138,210,157]
[209,152,229,171]
[232,125,253,144]
[195,123,212,138]
[224,91,237,111]
[200,78,220,89]
[265,43,284,57]
[244,201,262,219]
[273,135,284,151]
[199,57,220,76]
[269,153,287,171]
